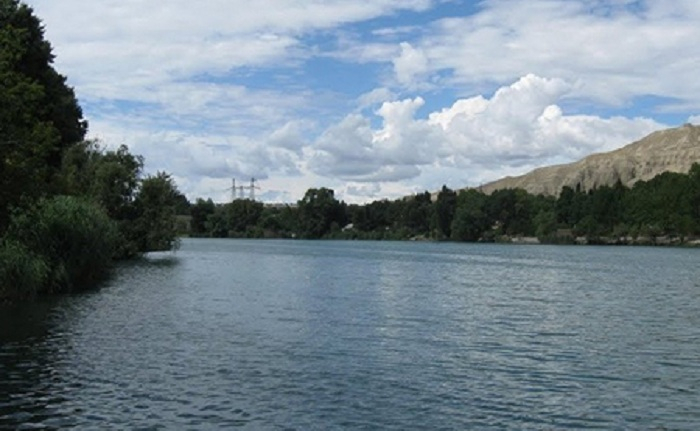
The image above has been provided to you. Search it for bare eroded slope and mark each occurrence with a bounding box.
[476,124,700,196]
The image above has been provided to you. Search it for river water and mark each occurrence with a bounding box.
[1,239,699,429]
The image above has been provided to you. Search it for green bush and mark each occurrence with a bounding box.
[0,239,48,300]
[6,196,117,294]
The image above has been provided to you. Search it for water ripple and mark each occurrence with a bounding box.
[2,240,700,429]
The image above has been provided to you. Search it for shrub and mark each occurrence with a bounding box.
[0,239,48,300]
[6,196,117,293]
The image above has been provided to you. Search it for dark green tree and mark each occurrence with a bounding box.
[400,191,432,237]
[206,208,229,238]
[172,191,191,216]
[1,0,86,229]
[132,172,180,252]
[190,198,216,236]
[689,163,700,232]
[451,189,489,241]
[533,209,557,239]
[297,188,345,238]
[432,185,457,239]
[224,199,264,237]
[486,189,533,236]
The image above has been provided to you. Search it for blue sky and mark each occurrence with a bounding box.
[26,0,700,203]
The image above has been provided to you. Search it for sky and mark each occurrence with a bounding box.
[25,0,700,204]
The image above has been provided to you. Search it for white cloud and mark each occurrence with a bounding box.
[22,0,686,204]
[392,42,429,87]
[409,0,700,108]
[356,87,396,110]
[89,74,666,203]
[29,0,434,86]
[268,121,312,154]
[309,74,665,200]
[309,96,441,183]
[309,114,377,178]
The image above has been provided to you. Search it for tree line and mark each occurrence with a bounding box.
[183,165,700,244]
[1,0,180,300]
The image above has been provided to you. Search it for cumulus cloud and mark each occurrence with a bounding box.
[310,96,443,182]
[309,114,377,178]
[425,74,662,167]
[23,0,685,204]
[310,75,665,197]
[268,121,312,154]
[392,42,430,87]
[356,87,396,110]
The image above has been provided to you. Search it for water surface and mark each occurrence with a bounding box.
[2,239,700,429]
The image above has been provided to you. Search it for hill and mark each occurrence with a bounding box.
[476,123,700,196]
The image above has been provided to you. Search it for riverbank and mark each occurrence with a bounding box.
[482,234,700,247]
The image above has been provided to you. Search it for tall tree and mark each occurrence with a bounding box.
[1,0,87,229]
[297,188,345,238]
[401,191,432,236]
[132,172,180,252]
[451,189,489,241]
[432,185,457,239]
[190,198,216,236]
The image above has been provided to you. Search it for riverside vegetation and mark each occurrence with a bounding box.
[187,163,700,244]
[1,0,181,300]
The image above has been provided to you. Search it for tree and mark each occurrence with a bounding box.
[432,185,457,239]
[205,207,229,238]
[190,198,216,236]
[689,163,700,233]
[1,0,86,154]
[485,189,533,236]
[533,209,557,239]
[60,141,181,256]
[451,189,489,241]
[401,192,432,237]
[224,199,264,237]
[1,1,181,299]
[132,172,180,252]
[61,142,143,219]
[297,188,345,238]
[0,0,86,229]
[172,191,191,216]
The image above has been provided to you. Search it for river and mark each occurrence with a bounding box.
[1,239,700,429]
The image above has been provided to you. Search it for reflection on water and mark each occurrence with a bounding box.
[2,239,700,429]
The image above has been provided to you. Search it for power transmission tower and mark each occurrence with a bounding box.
[249,177,260,200]
[227,177,261,201]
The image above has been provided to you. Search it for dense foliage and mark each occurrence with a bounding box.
[189,165,700,244]
[1,1,181,300]
[0,0,86,228]
[1,196,117,299]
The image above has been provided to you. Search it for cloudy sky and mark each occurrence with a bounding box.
[26,0,700,203]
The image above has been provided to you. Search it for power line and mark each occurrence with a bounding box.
[225,177,261,202]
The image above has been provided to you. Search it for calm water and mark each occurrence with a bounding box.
[1,239,700,430]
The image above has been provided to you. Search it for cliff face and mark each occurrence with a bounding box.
[476,124,700,196]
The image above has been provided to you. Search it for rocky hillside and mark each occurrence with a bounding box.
[477,124,700,196]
